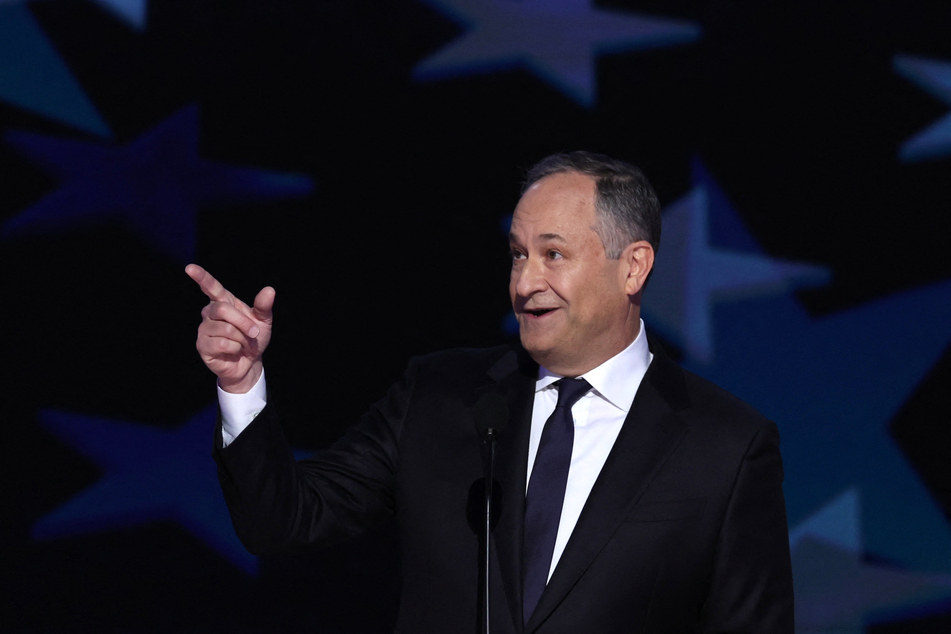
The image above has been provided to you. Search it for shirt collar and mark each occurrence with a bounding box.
[536,319,653,414]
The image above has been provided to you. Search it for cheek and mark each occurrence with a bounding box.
[558,268,593,305]
[574,272,621,319]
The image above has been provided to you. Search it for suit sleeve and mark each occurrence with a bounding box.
[699,421,795,633]
[211,357,419,555]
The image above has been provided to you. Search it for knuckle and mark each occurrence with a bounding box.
[195,335,211,354]
[218,338,236,353]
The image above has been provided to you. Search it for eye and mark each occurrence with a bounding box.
[510,249,526,261]
[547,250,563,260]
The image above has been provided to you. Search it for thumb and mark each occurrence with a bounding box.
[252,286,276,322]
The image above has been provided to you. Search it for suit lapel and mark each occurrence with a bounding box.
[525,339,691,632]
[475,346,537,632]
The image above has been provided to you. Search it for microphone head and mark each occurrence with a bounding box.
[473,393,509,440]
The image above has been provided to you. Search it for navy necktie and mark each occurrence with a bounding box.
[522,377,592,624]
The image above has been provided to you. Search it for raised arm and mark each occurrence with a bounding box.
[185,264,275,394]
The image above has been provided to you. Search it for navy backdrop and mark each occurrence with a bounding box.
[4,1,951,632]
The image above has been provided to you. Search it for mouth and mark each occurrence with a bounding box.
[524,308,557,318]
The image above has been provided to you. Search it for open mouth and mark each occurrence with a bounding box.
[527,308,555,317]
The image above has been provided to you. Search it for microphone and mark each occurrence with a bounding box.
[472,393,508,634]
[467,393,508,533]
[473,393,508,441]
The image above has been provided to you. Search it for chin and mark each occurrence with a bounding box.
[519,335,550,360]
[520,338,560,369]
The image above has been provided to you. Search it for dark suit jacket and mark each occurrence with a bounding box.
[214,339,794,633]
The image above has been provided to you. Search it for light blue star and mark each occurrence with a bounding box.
[894,54,951,162]
[789,488,863,553]
[1,105,314,264]
[643,159,831,364]
[414,0,700,106]
[32,406,258,574]
[678,249,951,573]
[0,3,110,136]
[790,490,951,632]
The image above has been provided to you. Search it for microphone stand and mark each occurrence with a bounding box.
[471,393,506,634]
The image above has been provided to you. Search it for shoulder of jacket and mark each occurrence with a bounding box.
[412,344,516,369]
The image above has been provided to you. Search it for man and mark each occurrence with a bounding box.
[187,152,794,633]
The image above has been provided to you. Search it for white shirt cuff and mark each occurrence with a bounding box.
[217,370,267,447]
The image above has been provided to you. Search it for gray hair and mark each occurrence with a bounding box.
[523,151,661,259]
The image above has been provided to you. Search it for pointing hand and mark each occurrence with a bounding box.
[186,264,275,394]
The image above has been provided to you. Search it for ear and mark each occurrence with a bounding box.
[621,240,654,296]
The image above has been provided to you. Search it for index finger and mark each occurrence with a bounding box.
[185,264,233,303]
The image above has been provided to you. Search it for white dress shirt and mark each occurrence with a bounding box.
[218,323,653,584]
[526,320,652,581]
[217,371,267,447]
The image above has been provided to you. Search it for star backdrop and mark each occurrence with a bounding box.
[3,1,951,632]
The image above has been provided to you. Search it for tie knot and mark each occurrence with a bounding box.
[555,377,591,410]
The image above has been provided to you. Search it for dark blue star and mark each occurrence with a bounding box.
[2,105,314,263]
[894,54,951,162]
[32,405,259,574]
[0,3,110,136]
[414,0,700,106]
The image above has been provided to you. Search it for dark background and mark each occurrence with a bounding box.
[3,0,951,631]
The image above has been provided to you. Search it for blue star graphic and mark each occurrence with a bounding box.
[673,245,951,573]
[90,0,148,29]
[0,3,110,136]
[789,488,864,553]
[790,490,951,631]
[643,159,831,363]
[32,406,258,574]
[894,54,951,162]
[414,0,700,106]
[1,105,314,264]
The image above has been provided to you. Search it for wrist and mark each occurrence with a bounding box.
[218,364,263,394]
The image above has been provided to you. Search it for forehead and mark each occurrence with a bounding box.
[511,171,597,237]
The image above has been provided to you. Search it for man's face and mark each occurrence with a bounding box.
[509,172,639,376]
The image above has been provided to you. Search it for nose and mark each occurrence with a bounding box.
[512,255,548,299]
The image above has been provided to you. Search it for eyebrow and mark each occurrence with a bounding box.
[508,232,567,243]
